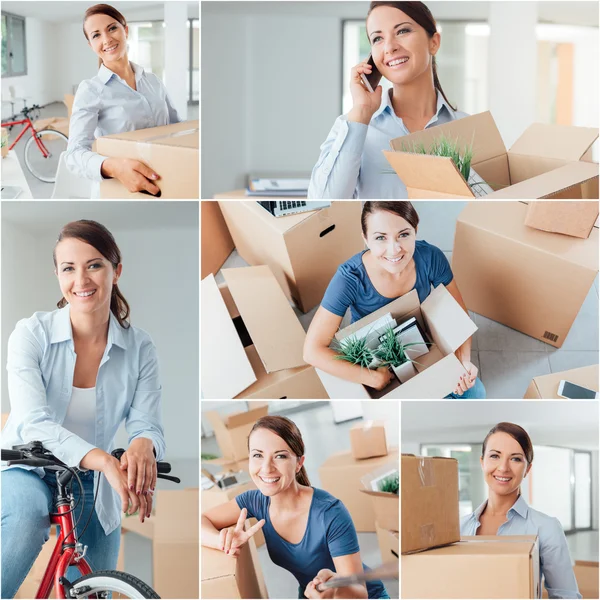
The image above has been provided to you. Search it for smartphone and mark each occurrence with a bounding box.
[360,54,382,93]
[557,380,598,400]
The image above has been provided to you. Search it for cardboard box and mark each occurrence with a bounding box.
[525,201,599,239]
[218,201,364,313]
[350,420,388,460]
[96,121,199,199]
[452,202,598,348]
[524,364,599,399]
[574,560,599,599]
[205,404,269,461]
[33,116,69,140]
[316,285,477,399]
[401,454,460,554]
[64,93,74,119]
[1,127,9,158]
[202,201,234,278]
[383,111,598,199]
[201,535,268,599]
[361,489,398,532]
[376,523,399,563]
[403,536,540,599]
[318,449,399,532]
[201,267,328,399]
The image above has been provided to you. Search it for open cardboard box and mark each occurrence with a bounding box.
[523,364,599,399]
[383,111,598,199]
[452,201,599,348]
[360,489,398,532]
[402,535,541,599]
[201,267,328,399]
[96,120,199,199]
[218,201,364,313]
[202,201,234,278]
[316,285,477,399]
[525,201,599,239]
[376,523,399,564]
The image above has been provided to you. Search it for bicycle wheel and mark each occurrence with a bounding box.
[24,128,69,183]
[69,570,160,599]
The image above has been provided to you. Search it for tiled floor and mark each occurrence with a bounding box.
[215,201,599,399]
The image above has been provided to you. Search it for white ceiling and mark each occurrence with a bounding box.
[1,201,198,233]
[2,1,199,23]
[402,401,600,450]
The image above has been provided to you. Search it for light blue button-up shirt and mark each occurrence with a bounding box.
[461,495,582,599]
[2,305,166,535]
[65,61,181,183]
[308,89,467,199]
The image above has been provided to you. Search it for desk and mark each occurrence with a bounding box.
[213,189,307,199]
[1,150,34,198]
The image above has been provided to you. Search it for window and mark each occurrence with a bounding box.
[189,19,199,103]
[2,12,27,77]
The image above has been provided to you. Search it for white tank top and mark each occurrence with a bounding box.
[63,387,97,446]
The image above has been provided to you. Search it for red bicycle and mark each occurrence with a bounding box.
[1,441,180,599]
[1,104,68,183]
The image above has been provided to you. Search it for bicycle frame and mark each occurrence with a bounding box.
[36,484,92,599]
[2,117,51,158]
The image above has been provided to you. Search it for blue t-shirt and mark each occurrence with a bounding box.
[236,487,386,599]
[321,240,453,323]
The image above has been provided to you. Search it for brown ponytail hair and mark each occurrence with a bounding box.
[83,4,128,69]
[53,220,130,330]
[366,1,457,111]
[248,416,311,486]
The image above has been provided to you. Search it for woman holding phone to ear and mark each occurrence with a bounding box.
[308,1,467,199]
[461,422,581,599]
[201,416,389,599]
[65,3,181,197]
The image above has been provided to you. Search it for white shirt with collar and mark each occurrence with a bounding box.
[2,305,166,535]
[308,89,468,199]
[64,60,181,185]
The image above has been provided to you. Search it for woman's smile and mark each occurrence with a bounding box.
[384,55,410,70]
[103,43,119,54]
[72,288,97,300]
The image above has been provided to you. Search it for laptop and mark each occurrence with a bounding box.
[257,201,331,218]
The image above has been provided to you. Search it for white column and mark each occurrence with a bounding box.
[488,2,538,147]
[164,2,188,121]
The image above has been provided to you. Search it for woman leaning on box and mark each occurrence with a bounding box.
[304,201,485,398]
[308,1,468,199]
[201,416,390,599]
[64,3,181,197]
[462,422,581,599]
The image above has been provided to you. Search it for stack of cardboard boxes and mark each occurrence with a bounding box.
[401,454,542,599]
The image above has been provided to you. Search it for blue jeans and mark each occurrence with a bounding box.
[445,376,486,399]
[1,468,120,599]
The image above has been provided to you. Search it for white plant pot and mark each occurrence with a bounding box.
[368,356,383,369]
[392,361,417,384]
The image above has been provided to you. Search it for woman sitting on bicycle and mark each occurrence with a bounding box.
[64,3,181,196]
[202,416,390,599]
[1,220,165,599]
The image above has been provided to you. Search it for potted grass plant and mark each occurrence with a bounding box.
[377,473,399,495]
[333,333,381,369]
[374,326,430,383]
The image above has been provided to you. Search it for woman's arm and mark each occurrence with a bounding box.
[304,306,391,391]
[304,554,368,600]
[541,519,582,599]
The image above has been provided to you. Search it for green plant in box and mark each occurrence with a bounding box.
[374,326,428,368]
[378,473,399,495]
[333,334,376,369]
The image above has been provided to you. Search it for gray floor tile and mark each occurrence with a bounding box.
[473,313,551,352]
[567,530,599,562]
[547,351,599,373]
[215,249,249,284]
[478,351,551,399]
[559,284,599,352]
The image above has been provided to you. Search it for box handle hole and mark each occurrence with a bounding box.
[320,225,335,237]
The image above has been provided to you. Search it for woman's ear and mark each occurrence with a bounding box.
[297,455,305,472]
[524,463,532,479]
[430,31,441,57]
[114,263,123,284]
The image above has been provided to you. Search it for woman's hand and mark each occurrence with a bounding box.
[452,360,478,396]
[101,157,161,195]
[305,569,336,599]
[120,437,156,500]
[367,366,393,391]
[219,508,265,556]
[348,59,383,125]
[102,455,144,519]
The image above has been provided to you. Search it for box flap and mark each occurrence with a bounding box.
[510,123,599,161]
[223,266,306,372]
[360,490,398,500]
[420,285,478,354]
[98,120,199,149]
[225,404,269,429]
[201,275,257,399]
[383,152,473,197]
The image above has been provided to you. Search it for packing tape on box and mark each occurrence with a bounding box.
[417,457,434,487]
[420,523,436,546]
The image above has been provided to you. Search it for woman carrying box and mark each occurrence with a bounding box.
[462,422,581,599]
[308,1,467,199]
[1,220,164,599]
[304,201,484,398]
[65,3,182,196]
[201,416,390,599]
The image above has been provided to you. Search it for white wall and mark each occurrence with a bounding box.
[1,203,198,461]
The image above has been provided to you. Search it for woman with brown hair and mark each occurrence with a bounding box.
[462,422,581,599]
[304,201,484,398]
[1,220,165,599]
[65,3,182,196]
[308,1,467,199]
[201,416,390,599]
